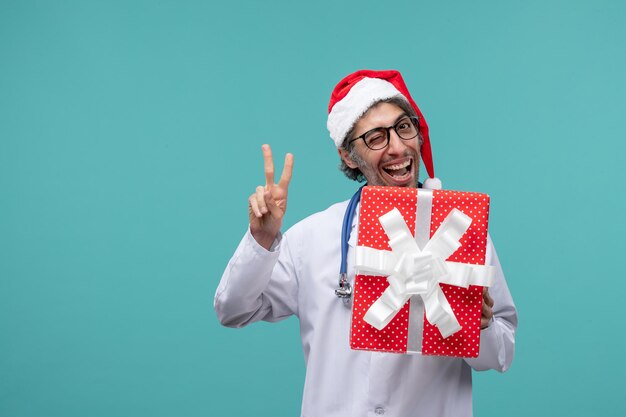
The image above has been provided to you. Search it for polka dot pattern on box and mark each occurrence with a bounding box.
[421,190,489,357]
[350,275,410,353]
[349,187,490,358]
[351,186,416,353]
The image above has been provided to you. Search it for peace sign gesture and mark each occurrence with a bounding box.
[248,144,294,250]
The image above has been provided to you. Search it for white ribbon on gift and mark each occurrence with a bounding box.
[355,207,495,338]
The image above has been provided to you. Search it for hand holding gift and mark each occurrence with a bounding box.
[481,288,495,329]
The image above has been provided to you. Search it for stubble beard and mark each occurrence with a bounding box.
[349,147,420,188]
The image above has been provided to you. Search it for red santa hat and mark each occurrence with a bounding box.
[327,69,441,190]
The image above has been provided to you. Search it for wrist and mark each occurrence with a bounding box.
[250,228,278,250]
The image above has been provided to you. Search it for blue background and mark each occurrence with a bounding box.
[1,0,624,416]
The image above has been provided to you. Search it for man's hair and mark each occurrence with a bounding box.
[338,97,421,182]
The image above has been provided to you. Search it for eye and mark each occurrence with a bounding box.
[396,118,412,132]
[364,130,387,147]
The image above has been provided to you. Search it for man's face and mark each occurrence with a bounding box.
[339,102,421,188]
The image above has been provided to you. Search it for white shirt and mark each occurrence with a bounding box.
[215,200,517,417]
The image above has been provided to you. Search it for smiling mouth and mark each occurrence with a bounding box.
[382,158,413,181]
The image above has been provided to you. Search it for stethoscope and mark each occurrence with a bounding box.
[334,185,364,306]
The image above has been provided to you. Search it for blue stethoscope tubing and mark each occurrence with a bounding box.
[340,186,364,275]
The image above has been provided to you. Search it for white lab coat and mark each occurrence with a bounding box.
[215,199,517,417]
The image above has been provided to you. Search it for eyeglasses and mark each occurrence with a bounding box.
[348,116,420,150]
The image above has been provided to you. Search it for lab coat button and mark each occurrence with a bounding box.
[375,407,385,415]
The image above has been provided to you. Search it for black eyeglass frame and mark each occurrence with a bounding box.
[348,115,420,150]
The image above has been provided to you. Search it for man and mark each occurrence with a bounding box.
[215,69,517,417]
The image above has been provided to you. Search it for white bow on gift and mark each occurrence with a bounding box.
[355,208,495,338]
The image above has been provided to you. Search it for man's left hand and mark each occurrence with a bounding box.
[480,287,494,329]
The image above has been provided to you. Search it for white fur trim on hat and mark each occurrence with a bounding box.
[327,78,408,147]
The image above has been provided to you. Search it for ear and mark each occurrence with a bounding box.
[338,148,358,169]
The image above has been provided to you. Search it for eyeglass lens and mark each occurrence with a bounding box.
[364,117,418,150]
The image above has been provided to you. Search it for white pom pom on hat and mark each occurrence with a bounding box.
[423,177,442,190]
[327,69,441,189]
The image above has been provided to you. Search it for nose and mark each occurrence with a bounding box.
[386,129,408,155]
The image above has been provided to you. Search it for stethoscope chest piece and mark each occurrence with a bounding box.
[335,273,352,307]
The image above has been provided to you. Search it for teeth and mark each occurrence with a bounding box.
[384,160,411,170]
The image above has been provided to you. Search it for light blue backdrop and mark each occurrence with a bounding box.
[1,1,624,416]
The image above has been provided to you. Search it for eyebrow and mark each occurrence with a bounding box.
[352,113,411,140]
[393,113,410,124]
[375,113,410,130]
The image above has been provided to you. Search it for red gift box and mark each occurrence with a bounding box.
[349,186,492,358]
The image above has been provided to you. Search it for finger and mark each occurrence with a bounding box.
[256,186,268,214]
[483,288,494,308]
[278,153,294,188]
[262,144,275,187]
[265,190,282,217]
[249,194,262,218]
[480,301,494,329]
[482,301,494,321]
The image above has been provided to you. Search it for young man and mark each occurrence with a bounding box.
[215,69,517,417]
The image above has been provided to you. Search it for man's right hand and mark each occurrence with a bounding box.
[248,144,294,250]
